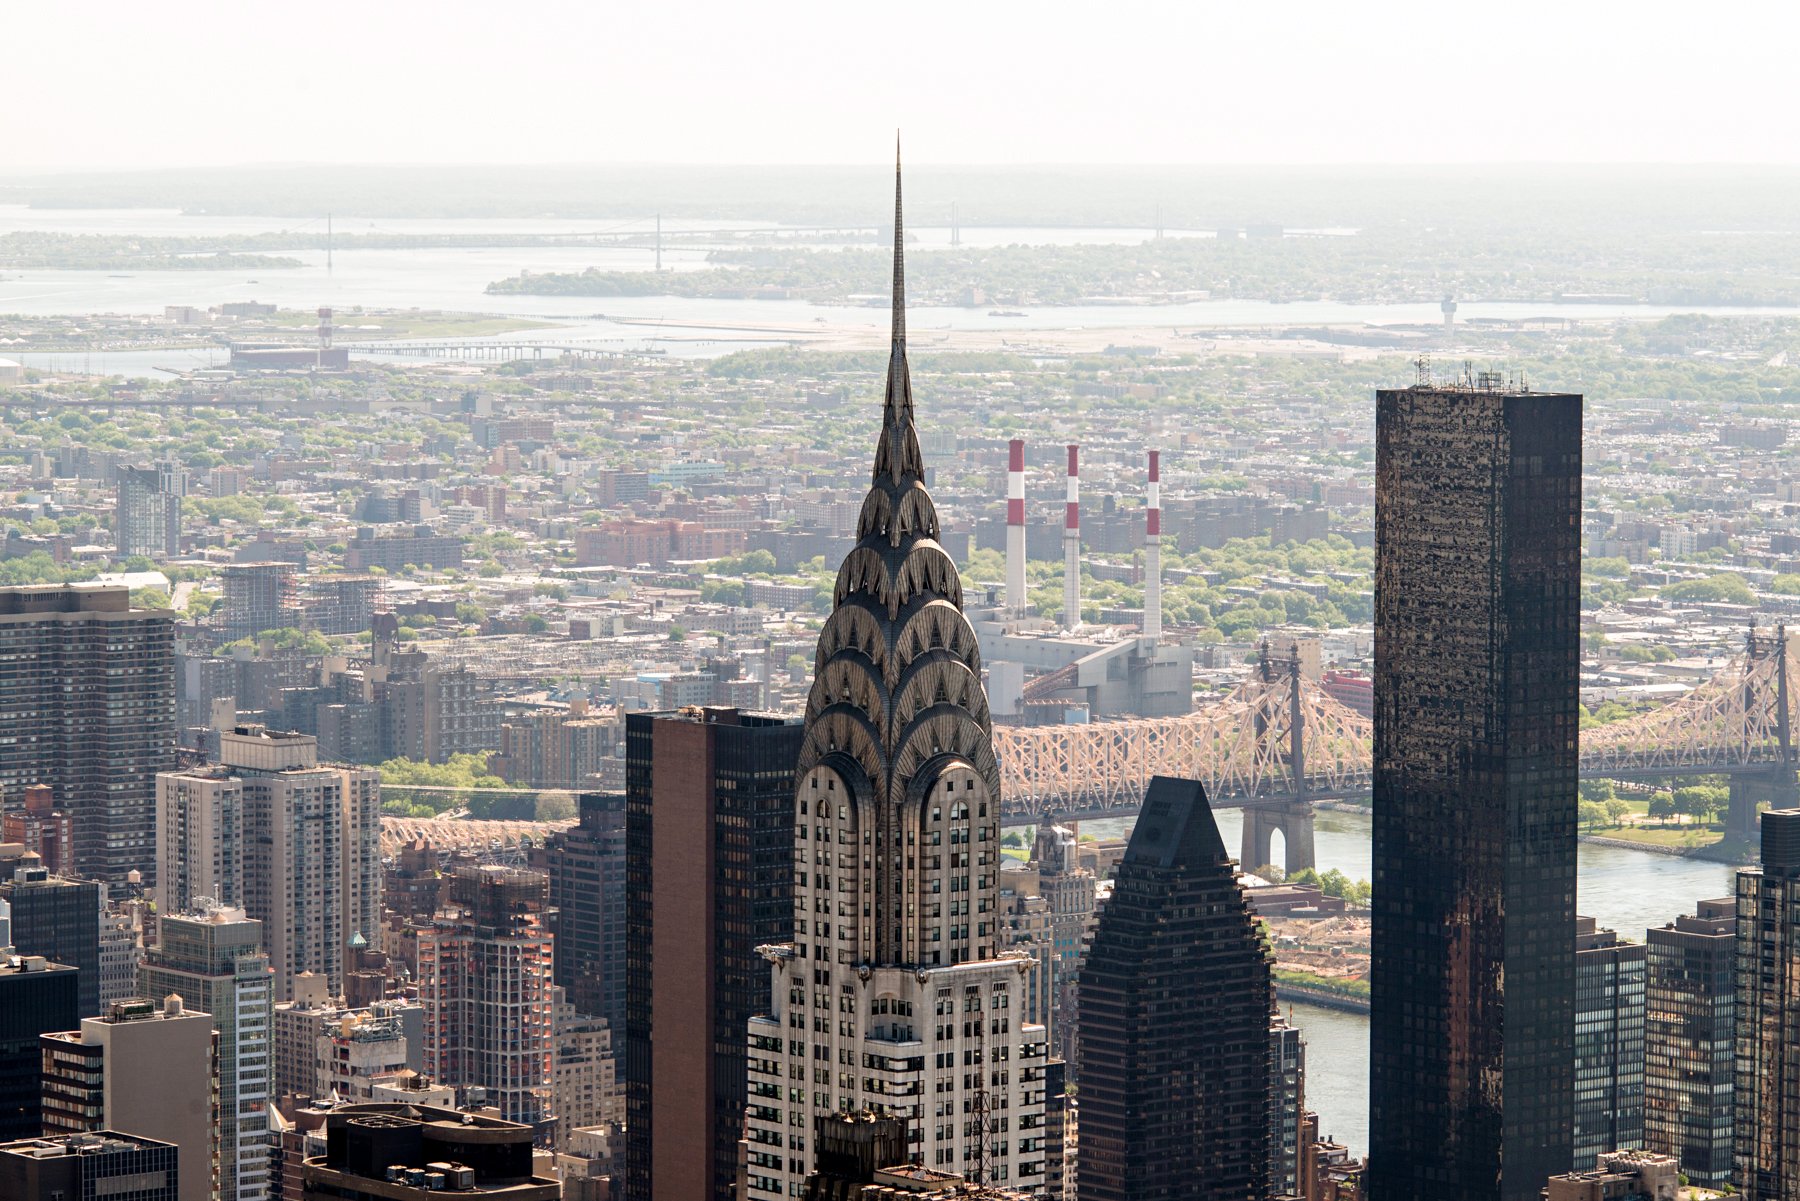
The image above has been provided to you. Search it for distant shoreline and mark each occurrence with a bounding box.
[1578,832,1755,864]
[1277,983,1370,1015]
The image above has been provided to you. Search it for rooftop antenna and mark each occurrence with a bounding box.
[1414,353,1432,387]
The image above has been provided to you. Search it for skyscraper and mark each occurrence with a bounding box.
[138,906,272,1201]
[534,790,626,1029]
[416,865,555,1130]
[742,152,1049,1201]
[1032,823,1095,1062]
[1735,807,1800,1199]
[40,995,217,1201]
[625,707,803,1201]
[0,1131,181,1201]
[156,770,245,913]
[1645,897,1735,1186]
[1269,1015,1306,1198]
[1572,917,1645,1170]
[1369,381,1582,1201]
[162,728,380,999]
[0,585,175,886]
[0,953,78,1140]
[1076,775,1273,1201]
[116,461,184,560]
[1,859,101,1020]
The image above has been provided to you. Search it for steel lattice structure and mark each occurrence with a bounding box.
[1580,630,1796,779]
[998,628,1798,821]
[994,662,1374,821]
[379,815,572,857]
[383,631,1797,846]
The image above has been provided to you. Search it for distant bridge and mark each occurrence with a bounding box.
[993,627,1800,869]
[383,629,1800,874]
[337,340,632,362]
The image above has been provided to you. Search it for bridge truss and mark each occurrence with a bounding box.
[1581,626,1796,778]
[996,626,1799,824]
[994,648,1372,822]
[383,628,1799,849]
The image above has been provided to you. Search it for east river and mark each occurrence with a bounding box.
[10,204,1800,378]
[1095,807,1741,1157]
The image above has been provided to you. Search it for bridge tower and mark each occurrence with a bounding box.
[1729,624,1800,838]
[1241,643,1318,876]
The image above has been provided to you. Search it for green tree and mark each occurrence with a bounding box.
[1604,798,1632,828]
[534,792,577,822]
[1661,573,1755,605]
[1579,801,1607,830]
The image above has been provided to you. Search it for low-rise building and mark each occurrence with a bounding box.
[299,1102,560,1200]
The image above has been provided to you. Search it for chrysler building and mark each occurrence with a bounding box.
[743,145,1050,1198]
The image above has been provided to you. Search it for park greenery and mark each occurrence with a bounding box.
[220,627,333,656]
[1286,866,1373,909]
[375,752,574,821]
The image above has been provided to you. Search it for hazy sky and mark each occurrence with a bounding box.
[9,0,1800,169]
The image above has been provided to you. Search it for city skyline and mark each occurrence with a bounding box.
[9,79,1800,1197]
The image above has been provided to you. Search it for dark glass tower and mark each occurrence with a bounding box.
[1645,898,1735,1186]
[1735,808,1800,1200]
[534,790,626,1030]
[0,956,78,1139]
[1369,383,1582,1201]
[1,867,101,1020]
[623,708,803,1201]
[1076,775,1273,1201]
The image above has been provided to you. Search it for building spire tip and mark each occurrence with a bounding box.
[890,133,905,349]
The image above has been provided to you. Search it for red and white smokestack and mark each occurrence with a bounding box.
[1063,444,1080,632]
[1144,449,1162,643]
[1006,439,1026,614]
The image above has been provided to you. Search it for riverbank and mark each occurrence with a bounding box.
[1578,831,1755,864]
[1276,982,1370,1015]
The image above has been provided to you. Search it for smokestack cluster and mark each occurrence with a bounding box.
[1144,449,1161,643]
[1006,439,1026,614]
[1064,444,1080,633]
